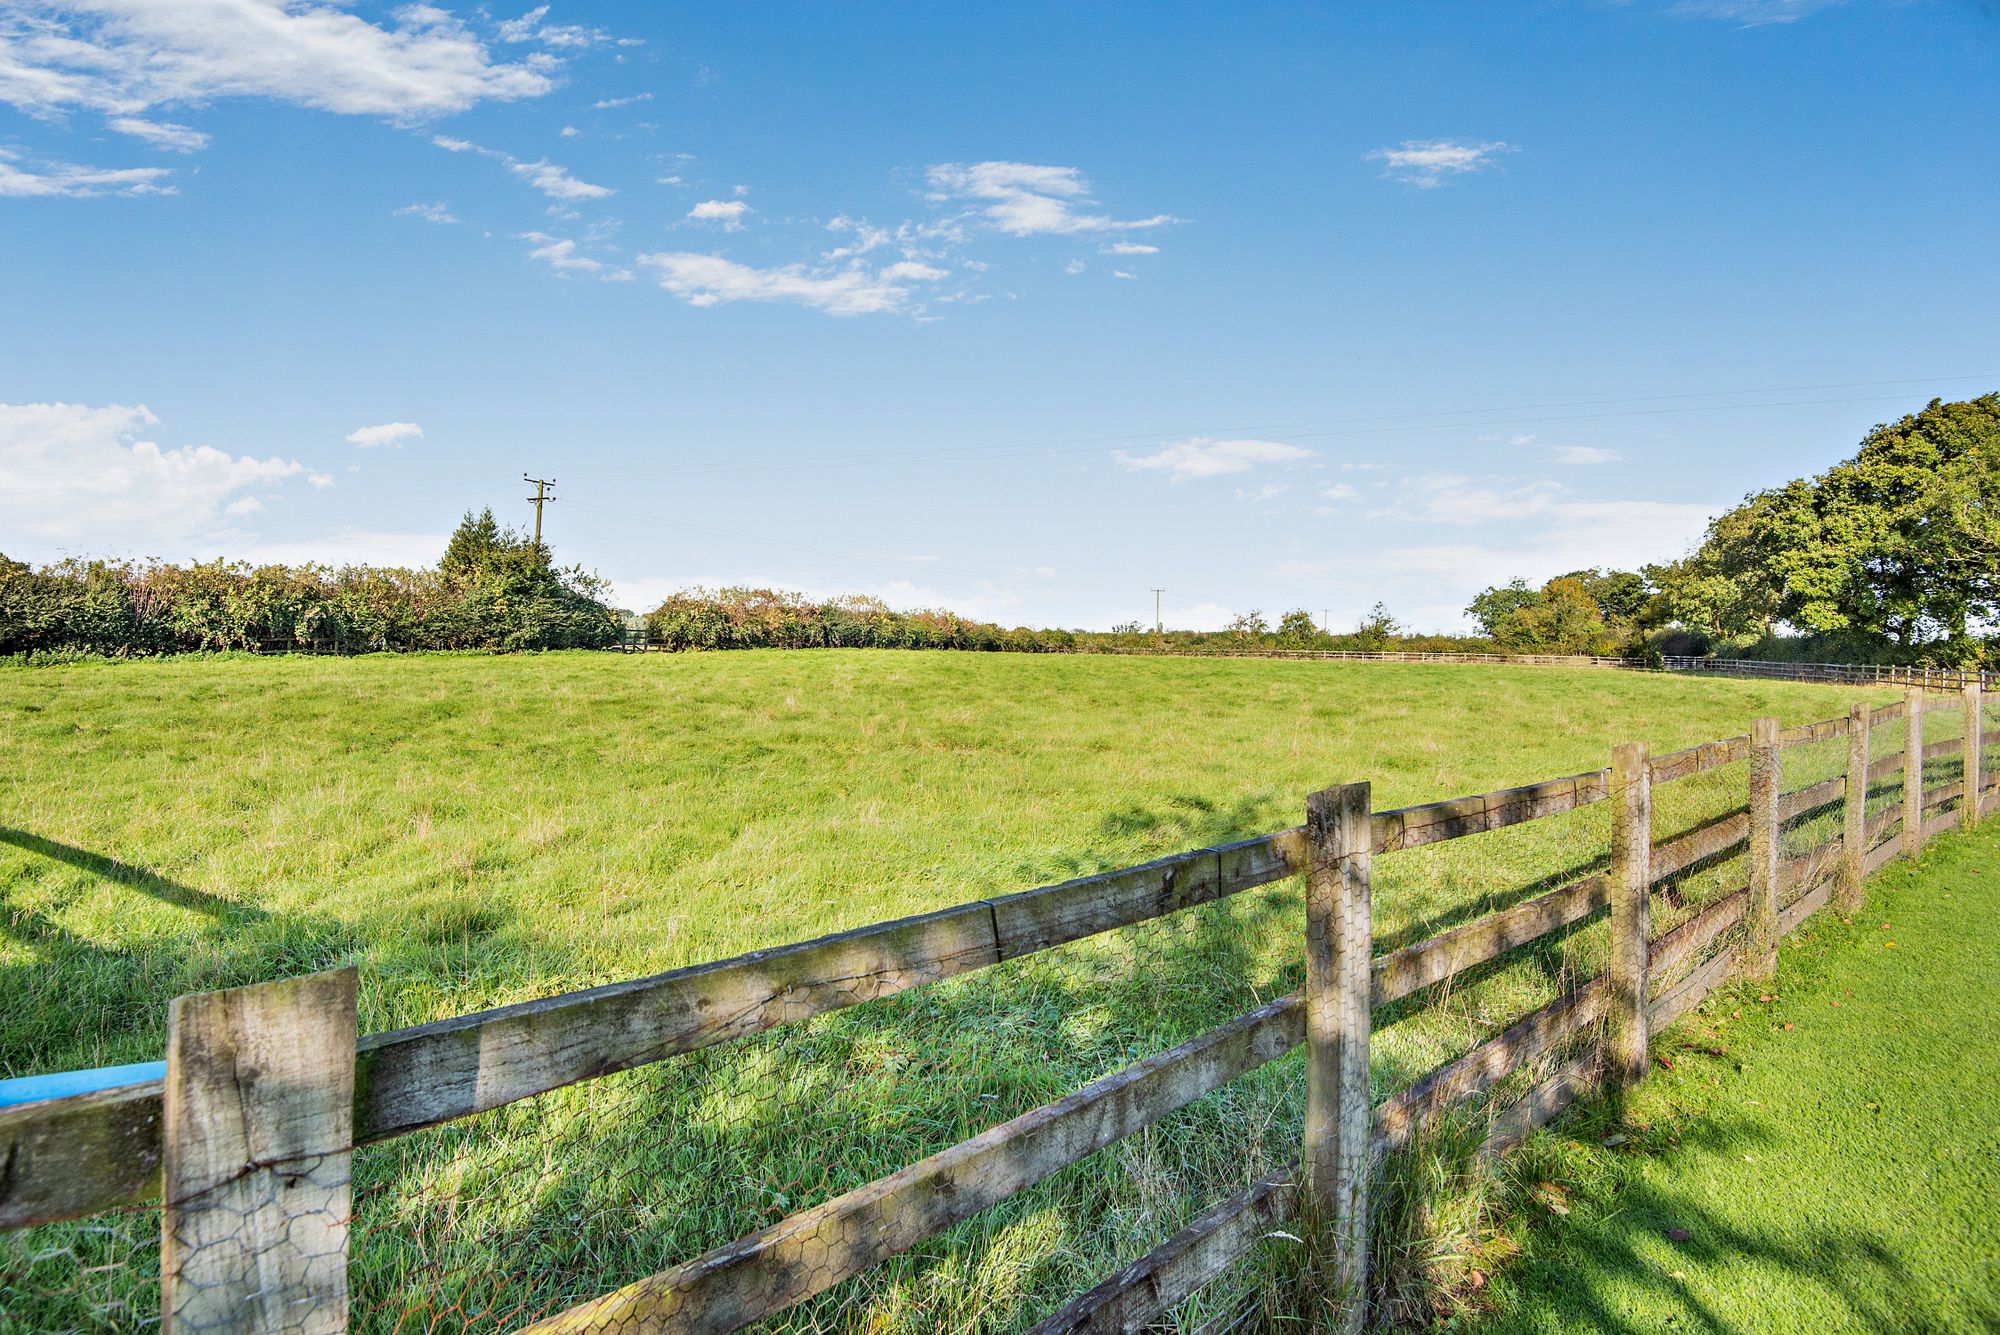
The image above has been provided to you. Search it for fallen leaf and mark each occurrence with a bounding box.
[1886,941,1897,948]
[1656,1054,1676,1070]
[1831,1000,1842,1007]
[1783,1023,1795,1031]
[1880,922,1892,929]
[1466,1270,1488,1291]
[1758,994,1776,1003]
[1670,1269,1688,1282]
[1666,1227,1693,1243]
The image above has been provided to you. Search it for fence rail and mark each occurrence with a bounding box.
[3,680,1991,1333]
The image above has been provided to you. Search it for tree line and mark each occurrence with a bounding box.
[0,509,620,659]
[1461,394,2000,667]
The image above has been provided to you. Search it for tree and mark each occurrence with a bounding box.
[1226,609,1269,640]
[1653,394,2000,664]
[1467,579,1540,637]
[441,508,545,579]
[1353,602,1400,649]
[1276,608,1318,647]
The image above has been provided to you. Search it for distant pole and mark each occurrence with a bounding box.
[524,474,557,548]
[1151,588,1164,634]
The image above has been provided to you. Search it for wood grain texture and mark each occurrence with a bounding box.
[1648,735,1750,786]
[1648,945,1737,1032]
[1370,876,1604,1008]
[1304,783,1371,1335]
[1648,888,1748,987]
[1607,742,1652,1084]
[1746,719,1781,980]
[1778,717,1848,748]
[1841,702,1869,911]
[1370,771,1605,854]
[1904,690,1925,856]
[1483,1049,1602,1158]
[162,967,356,1335]
[1779,776,1846,823]
[0,1078,164,1228]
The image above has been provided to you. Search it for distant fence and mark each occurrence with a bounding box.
[4,683,1994,1332]
[1662,655,1997,691]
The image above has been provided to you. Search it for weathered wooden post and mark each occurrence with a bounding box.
[1304,781,1372,1334]
[1840,702,1869,912]
[162,968,357,1335]
[1903,688,1924,856]
[1746,718,1781,980]
[1964,680,1982,830]
[1607,742,1652,1084]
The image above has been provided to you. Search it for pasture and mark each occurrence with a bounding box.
[0,651,1887,1331]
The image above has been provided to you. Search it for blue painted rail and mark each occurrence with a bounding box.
[0,1061,164,1108]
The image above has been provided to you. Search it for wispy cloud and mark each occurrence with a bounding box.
[1103,241,1158,255]
[345,421,424,449]
[1367,139,1515,188]
[635,252,947,316]
[107,117,209,153]
[1671,0,1842,24]
[0,150,173,198]
[495,5,613,48]
[593,92,654,109]
[925,161,1174,237]
[1549,445,1621,465]
[394,200,458,224]
[432,135,613,200]
[520,231,631,279]
[1116,437,1314,481]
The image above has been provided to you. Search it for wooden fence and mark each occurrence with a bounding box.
[3,683,1994,1333]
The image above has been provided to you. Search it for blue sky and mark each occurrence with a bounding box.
[2,0,1996,631]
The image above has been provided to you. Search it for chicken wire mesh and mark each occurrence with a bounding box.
[0,1208,159,1335]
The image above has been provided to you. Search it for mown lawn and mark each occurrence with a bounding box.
[1471,812,2000,1334]
[0,650,1894,1332]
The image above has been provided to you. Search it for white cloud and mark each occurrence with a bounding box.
[636,252,946,316]
[1115,437,1315,481]
[1111,269,1137,280]
[1550,445,1621,465]
[496,4,609,48]
[925,161,1173,236]
[307,472,335,488]
[687,198,749,229]
[0,150,173,197]
[593,92,653,109]
[1103,241,1158,255]
[394,200,458,224]
[0,402,303,550]
[1063,258,1086,275]
[1367,139,1515,188]
[1235,483,1289,503]
[559,124,578,137]
[518,230,629,279]
[1320,483,1361,501]
[107,117,209,152]
[345,421,424,449]
[431,134,613,200]
[0,1,556,126]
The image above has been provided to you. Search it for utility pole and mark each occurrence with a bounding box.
[523,474,556,548]
[1151,588,1164,634]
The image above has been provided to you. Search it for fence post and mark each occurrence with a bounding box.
[1304,781,1372,1334]
[1964,680,1982,831]
[162,968,357,1335]
[1607,742,1652,1084]
[1747,718,1781,980]
[1903,688,1924,856]
[1840,702,1868,912]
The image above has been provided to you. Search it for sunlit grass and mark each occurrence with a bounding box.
[0,650,1889,1332]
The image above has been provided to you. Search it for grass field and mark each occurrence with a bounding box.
[1470,811,2000,1334]
[0,651,1897,1332]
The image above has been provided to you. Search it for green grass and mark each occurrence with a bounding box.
[1466,816,2000,1334]
[0,651,1897,1332]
